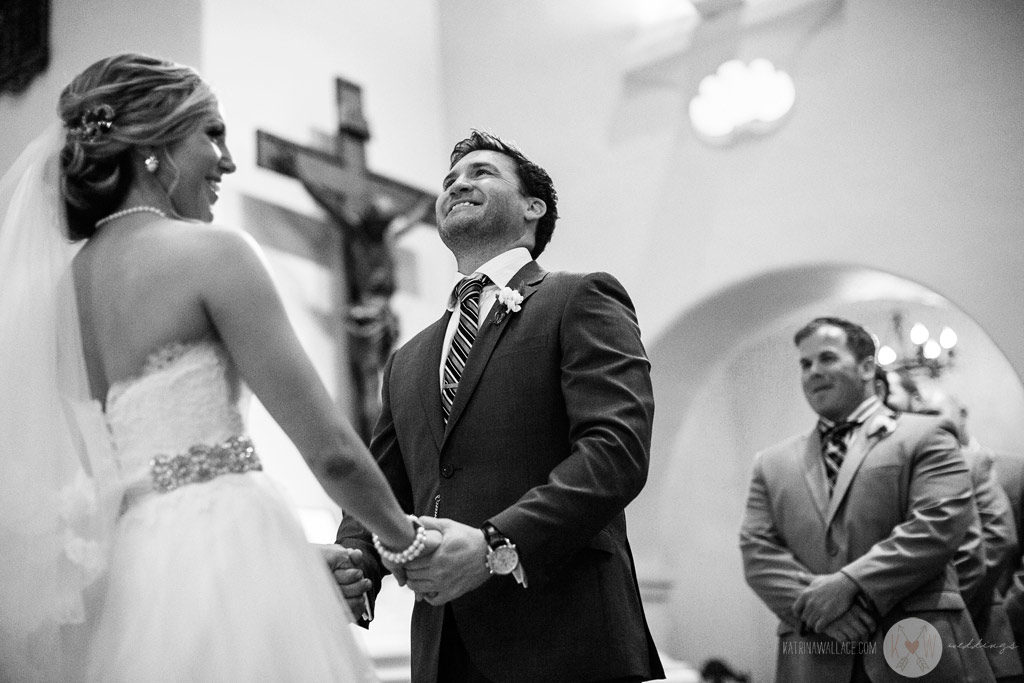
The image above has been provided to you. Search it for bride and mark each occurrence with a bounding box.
[0,53,433,681]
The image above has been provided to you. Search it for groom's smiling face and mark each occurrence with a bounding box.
[436,150,533,251]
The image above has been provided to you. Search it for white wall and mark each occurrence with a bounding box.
[200,0,448,222]
[434,0,1024,372]
[1,0,203,173]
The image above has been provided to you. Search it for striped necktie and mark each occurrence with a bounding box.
[818,420,858,496]
[441,273,488,421]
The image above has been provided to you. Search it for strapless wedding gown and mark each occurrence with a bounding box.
[85,340,376,682]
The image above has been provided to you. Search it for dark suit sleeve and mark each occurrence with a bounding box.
[844,422,974,615]
[490,272,654,579]
[335,353,413,620]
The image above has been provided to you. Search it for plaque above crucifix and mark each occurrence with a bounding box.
[256,77,436,442]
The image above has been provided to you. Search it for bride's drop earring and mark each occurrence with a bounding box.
[145,155,159,173]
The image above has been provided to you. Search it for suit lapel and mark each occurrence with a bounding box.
[802,433,829,524]
[416,315,451,451]
[825,403,894,524]
[442,262,547,439]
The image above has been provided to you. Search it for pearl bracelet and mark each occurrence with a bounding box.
[372,515,427,565]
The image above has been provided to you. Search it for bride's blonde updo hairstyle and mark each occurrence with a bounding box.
[59,53,219,240]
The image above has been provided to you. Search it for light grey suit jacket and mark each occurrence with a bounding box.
[741,405,992,682]
[955,445,1021,678]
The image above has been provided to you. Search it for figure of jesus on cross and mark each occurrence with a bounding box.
[256,78,434,441]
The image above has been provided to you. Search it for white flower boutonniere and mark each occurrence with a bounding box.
[492,286,525,325]
[867,414,897,440]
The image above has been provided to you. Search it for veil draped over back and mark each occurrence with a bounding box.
[0,126,121,680]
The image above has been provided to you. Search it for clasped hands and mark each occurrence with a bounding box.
[322,517,492,618]
[792,571,877,643]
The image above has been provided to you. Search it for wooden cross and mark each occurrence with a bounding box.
[256,77,436,442]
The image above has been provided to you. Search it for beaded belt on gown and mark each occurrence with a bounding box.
[150,435,262,493]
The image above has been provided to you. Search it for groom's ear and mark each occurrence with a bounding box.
[524,197,546,222]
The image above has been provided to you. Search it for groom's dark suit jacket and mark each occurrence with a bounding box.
[338,261,664,682]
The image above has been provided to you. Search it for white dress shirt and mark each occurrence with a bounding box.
[438,247,532,390]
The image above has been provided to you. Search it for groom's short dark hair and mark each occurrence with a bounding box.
[449,130,558,260]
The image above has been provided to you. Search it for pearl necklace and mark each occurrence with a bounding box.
[94,205,168,228]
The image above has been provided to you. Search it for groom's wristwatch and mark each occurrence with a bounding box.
[483,523,527,587]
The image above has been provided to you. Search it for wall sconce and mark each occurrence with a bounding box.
[876,311,957,378]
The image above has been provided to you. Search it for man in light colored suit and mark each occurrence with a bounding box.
[913,385,1022,681]
[740,316,990,682]
[333,131,663,682]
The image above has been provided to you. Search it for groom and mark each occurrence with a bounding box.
[333,131,664,682]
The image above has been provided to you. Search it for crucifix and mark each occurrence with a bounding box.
[256,77,436,442]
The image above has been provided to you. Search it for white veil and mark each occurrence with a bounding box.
[0,126,120,680]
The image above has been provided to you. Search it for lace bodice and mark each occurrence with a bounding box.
[88,340,373,681]
[105,340,248,491]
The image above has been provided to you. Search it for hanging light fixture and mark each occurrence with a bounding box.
[876,311,957,378]
[688,58,795,145]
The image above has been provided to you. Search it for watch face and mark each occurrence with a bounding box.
[488,545,519,575]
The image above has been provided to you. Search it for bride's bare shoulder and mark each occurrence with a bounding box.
[164,224,277,297]
[149,221,263,266]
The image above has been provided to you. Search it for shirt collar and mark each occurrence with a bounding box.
[818,395,881,430]
[446,247,532,310]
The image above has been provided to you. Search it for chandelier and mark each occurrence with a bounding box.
[875,311,958,378]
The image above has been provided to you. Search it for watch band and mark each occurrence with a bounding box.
[482,523,504,549]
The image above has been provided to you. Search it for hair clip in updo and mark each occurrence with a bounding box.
[70,104,115,142]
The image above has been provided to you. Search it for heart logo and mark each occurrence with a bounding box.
[884,618,941,676]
